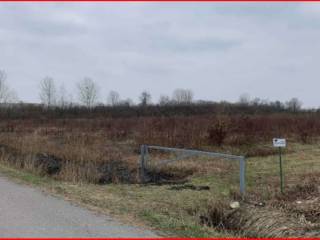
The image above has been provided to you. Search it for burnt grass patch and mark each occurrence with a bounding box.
[143,166,195,185]
[169,184,210,191]
[0,142,197,186]
[34,153,63,175]
[0,144,138,184]
[97,160,136,184]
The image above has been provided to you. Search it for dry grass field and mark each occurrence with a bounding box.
[0,113,320,237]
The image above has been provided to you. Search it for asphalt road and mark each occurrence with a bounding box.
[0,175,158,238]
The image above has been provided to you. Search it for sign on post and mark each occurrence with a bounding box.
[273,138,286,193]
[273,138,286,148]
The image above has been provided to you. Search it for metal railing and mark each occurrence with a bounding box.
[139,145,246,195]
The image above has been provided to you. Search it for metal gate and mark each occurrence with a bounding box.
[139,145,246,195]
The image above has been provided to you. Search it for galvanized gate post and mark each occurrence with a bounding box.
[145,145,149,168]
[239,157,246,196]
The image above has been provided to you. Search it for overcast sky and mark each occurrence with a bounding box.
[1,3,320,107]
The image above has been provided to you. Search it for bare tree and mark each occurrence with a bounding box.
[0,70,7,101]
[286,97,302,113]
[39,77,56,107]
[119,98,134,107]
[139,91,152,106]
[271,100,284,111]
[77,77,98,108]
[57,84,69,108]
[67,93,74,108]
[6,90,18,104]
[251,97,261,106]
[238,93,250,106]
[107,90,120,106]
[159,95,171,106]
[0,70,18,104]
[172,88,193,104]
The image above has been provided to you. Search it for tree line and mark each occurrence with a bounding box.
[0,69,307,114]
[39,76,195,108]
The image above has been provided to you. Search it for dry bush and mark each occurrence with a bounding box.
[0,112,320,185]
[207,117,230,146]
[3,113,320,150]
[199,199,229,229]
[295,117,318,144]
[201,199,320,237]
[225,205,313,237]
[268,181,320,227]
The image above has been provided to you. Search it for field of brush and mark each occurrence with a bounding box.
[0,111,320,237]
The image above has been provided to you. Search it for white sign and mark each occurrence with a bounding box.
[273,138,286,148]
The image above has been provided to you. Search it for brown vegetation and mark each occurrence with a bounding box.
[0,107,320,237]
[0,109,319,184]
[201,181,320,237]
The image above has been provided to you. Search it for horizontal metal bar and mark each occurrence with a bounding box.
[147,145,244,161]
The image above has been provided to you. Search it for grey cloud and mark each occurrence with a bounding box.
[0,3,320,107]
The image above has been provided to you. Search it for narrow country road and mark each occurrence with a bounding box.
[0,175,158,238]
